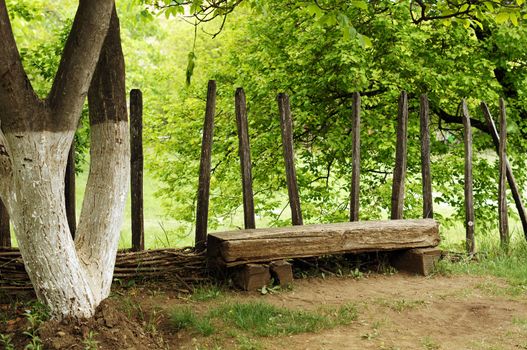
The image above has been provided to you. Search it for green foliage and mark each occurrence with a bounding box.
[8,0,527,245]
[146,0,527,239]
[0,333,15,350]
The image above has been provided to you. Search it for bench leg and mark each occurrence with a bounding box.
[233,263,271,291]
[391,248,441,276]
[270,260,293,287]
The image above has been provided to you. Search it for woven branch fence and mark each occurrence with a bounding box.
[0,247,209,294]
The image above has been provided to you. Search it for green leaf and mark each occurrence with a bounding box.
[351,0,368,10]
[495,11,509,24]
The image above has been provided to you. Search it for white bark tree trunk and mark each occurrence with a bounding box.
[0,0,129,319]
[6,131,97,318]
[76,121,130,305]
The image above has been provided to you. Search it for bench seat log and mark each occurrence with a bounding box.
[208,219,439,268]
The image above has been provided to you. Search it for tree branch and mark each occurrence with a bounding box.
[0,0,40,129]
[47,0,115,131]
[430,103,489,134]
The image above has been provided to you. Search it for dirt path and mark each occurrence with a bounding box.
[141,273,527,350]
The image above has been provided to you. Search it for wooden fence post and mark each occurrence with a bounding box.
[277,93,303,226]
[498,98,509,247]
[462,100,475,254]
[195,80,217,248]
[0,199,9,247]
[65,142,76,239]
[420,94,433,219]
[481,102,527,241]
[391,91,408,220]
[350,92,361,222]
[235,88,256,230]
[130,89,144,251]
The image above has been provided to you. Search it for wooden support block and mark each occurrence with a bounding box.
[391,248,441,276]
[234,264,271,291]
[269,260,293,287]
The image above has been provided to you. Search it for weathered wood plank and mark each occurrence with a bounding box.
[350,92,361,222]
[235,88,256,229]
[0,198,9,247]
[462,100,475,254]
[420,94,433,219]
[130,89,144,251]
[481,102,527,241]
[391,91,408,220]
[65,141,76,239]
[277,93,303,226]
[208,219,439,266]
[498,98,509,247]
[195,80,216,248]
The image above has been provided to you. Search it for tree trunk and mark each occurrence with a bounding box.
[0,0,121,319]
[75,5,129,308]
[6,130,97,318]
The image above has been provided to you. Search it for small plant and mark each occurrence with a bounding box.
[23,334,43,350]
[144,307,164,335]
[350,267,364,279]
[82,331,99,350]
[512,316,527,328]
[236,335,262,350]
[21,301,49,350]
[170,307,215,336]
[334,303,359,325]
[0,333,15,350]
[191,284,223,301]
[421,336,440,350]
[361,329,379,340]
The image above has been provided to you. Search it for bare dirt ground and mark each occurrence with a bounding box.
[144,273,527,350]
[4,273,526,349]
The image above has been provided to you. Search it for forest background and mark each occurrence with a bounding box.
[7,0,527,250]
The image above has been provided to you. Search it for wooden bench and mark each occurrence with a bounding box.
[207,219,441,290]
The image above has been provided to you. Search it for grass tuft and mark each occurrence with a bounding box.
[190,284,224,302]
[170,300,359,338]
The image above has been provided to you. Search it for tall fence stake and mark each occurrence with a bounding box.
[195,80,217,248]
[0,199,9,247]
[391,91,408,220]
[235,88,256,229]
[277,93,303,226]
[462,100,475,254]
[350,92,361,222]
[481,102,527,241]
[65,142,76,239]
[498,98,509,247]
[130,89,144,251]
[420,94,433,219]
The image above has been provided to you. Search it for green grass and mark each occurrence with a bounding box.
[171,307,215,336]
[170,301,359,338]
[190,284,224,302]
[437,232,527,288]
